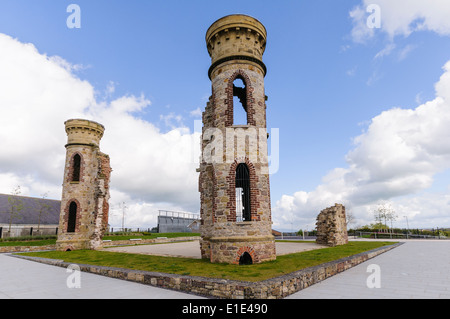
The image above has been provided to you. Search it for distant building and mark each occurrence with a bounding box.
[0,193,61,238]
[157,210,200,233]
[272,229,282,237]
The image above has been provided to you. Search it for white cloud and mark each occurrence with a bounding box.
[374,43,396,60]
[159,112,187,130]
[397,44,417,61]
[273,60,450,230]
[0,33,201,228]
[350,0,450,42]
[346,66,358,77]
[349,5,376,44]
[189,107,202,118]
[0,34,93,185]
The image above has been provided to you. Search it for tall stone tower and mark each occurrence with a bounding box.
[198,15,276,264]
[56,119,112,251]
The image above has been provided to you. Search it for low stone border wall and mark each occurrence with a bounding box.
[0,236,200,253]
[12,242,402,299]
[0,245,56,253]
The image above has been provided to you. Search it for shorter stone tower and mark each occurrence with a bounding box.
[56,119,112,251]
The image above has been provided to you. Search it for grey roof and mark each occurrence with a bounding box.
[0,194,60,225]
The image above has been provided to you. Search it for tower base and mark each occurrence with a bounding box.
[201,235,276,264]
[56,237,103,251]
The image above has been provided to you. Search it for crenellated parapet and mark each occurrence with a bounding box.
[206,14,267,79]
[65,119,105,148]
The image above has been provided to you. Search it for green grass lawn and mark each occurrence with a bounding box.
[0,239,57,246]
[0,232,199,247]
[19,241,394,282]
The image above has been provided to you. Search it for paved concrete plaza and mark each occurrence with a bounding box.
[1,240,450,299]
[288,240,450,299]
[0,253,203,299]
[103,240,327,258]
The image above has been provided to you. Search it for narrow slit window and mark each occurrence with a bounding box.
[235,163,251,221]
[72,154,81,182]
[233,77,248,125]
[67,201,77,233]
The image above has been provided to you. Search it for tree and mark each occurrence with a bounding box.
[346,210,356,229]
[3,186,24,234]
[35,192,55,233]
[373,207,384,232]
[370,222,388,232]
[386,208,397,232]
[373,202,397,232]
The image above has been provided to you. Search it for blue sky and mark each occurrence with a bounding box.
[1,1,450,231]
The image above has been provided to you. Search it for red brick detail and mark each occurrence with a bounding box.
[66,152,84,183]
[226,158,260,222]
[224,70,256,127]
[211,168,217,224]
[98,153,112,189]
[235,246,257,264]
[62,198,82,233]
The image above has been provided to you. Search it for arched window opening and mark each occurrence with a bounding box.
[235,163,251,222]
[72,154,81,182]
[239,252,253,265]
[233,77,248,125]
[67,201,77,233]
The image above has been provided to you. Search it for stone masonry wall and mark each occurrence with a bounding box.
[57,145,101,250]
[316,204,348,247]
[199,15,275,264]
[56,119,111,251]
[89,152,112,250]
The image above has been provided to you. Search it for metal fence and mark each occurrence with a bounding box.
[157,210,200,233]
[107,227,155,233]
[274,234,317,240]
[158,210,200,220]
[0,226,58,239]
[350,231,448,240]
[273,231,449,241]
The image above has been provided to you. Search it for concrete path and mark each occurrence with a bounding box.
[2,240,450,299]
[287,240,450,299]
[103,240,327,258]
[0,253,204,299]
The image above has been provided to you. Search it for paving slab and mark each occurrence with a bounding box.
[0,253,204,299]
[287,240,450,299]
[103,240,327,258]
